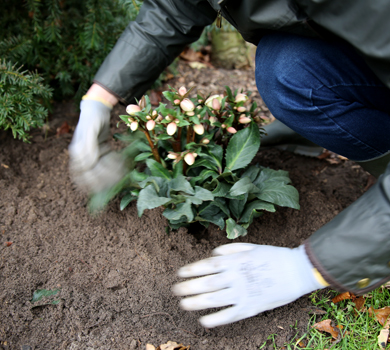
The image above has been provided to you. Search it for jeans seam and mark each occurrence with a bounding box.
[312,104,383,157]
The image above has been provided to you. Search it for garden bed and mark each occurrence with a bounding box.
[0,63,370,350]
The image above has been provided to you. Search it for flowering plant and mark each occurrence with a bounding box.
[110,86,299,239]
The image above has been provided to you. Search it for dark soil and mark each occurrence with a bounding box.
[0,62,370,350]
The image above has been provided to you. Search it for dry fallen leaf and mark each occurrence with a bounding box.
[312,319,341,340]
[56,121,70,136]
[332,291,356,304]
[369,306,390,326]
[354,296,366,312]
[188,62,207,70]
[378,329,389,350]
[149,90,162,106]
[154,341,190,350]
[4,241,13,247]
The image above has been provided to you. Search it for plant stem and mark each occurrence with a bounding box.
[142,127,161,163]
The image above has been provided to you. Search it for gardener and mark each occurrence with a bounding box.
[69,0,390,328]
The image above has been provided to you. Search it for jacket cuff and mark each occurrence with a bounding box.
[304,161,390,294]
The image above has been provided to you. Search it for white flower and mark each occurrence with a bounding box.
[227,126,237,134]
[235,94,248,103]
[178,86,187,96]
[205,95,222,109]
[184,153,195,165]
[193,124,204,135]
[167,152,178,159]
[130,121,139,131]
[126,104,141,116]
[167,122,177,135]
[146,120,156,130]
[238,115,252,124]
[180,98,195,112]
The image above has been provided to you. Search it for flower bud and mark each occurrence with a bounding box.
[201,138,210,144]
[167,122,177,135]
[165,115,172,121]
[146,115,151,120]
[235,94,248,103]
[227,126,237,134]
[205,95,222,109]
[156,114,163,122]
[193,124,204,135]
[239,116,252,124]
[180,98,195,112]
[146,120,156,130]
[212,98,221,111]
[221,123,226,129]
[196,105,202,110]
[174,99,181,105]
[126,104,141,116]
[174,119,180,124]
[209,116,218,125]
[178,86,187,96]
[152,110,158,117]
[130,121,139,131]
[237,106,246,112]
[167,152,178,159]
[198,99,203,103]
[184,153,195,166]
[186,111,195,116]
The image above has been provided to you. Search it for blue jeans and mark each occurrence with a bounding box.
[255,33,390,161]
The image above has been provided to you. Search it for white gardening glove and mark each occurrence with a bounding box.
[173,243,326,328]
[69,97,126,193]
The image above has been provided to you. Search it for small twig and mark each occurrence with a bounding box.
[78,259,92,268]
[134,248,146,261]
[141,312,198,337]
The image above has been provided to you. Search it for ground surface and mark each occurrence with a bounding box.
[0,62,370,350]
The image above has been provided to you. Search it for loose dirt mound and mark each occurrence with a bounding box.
[0,64,369,350]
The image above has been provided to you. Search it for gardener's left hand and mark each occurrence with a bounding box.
[173,243,325,328]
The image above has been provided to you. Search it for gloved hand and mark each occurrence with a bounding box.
[173,243,326,328]
[69,97,126,193]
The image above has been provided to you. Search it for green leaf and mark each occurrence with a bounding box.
[120,194,137,211]
[137,185,171,217]
[198,143,223,172]
[163,199,194,222]
[229,194,248,219]
[241,165,261,182]
[129,169,148,182]
[197,202,227,229]
[31,289,60,304]
[173,160,184,178]
[228,177,260,197]
[253,168,291,187]
[146,158,172,179]
[169,175,194,195]
[192,186,214,203]
[225,86,234,101]
[187,158,219,172]
[226,218,247,239]
[212,181,232,197]
[225,122,260,172]
[119,115,131,123]
[256,182,300,209]
[134,152,153,162]
[189,169,218,186]
[239,200,275,223]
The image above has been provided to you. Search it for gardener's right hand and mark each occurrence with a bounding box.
[69,96,126,193]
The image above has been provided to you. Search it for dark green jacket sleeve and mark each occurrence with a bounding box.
[93,0,216,104]
[305,161,390,294]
